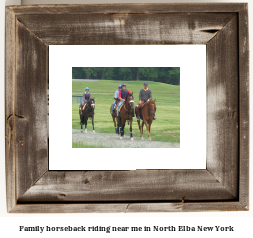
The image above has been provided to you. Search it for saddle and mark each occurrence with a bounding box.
[80,103,87,110]
[118,103,124,113]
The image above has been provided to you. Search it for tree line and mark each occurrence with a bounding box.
[72,67,180,85]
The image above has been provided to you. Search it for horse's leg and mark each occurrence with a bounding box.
[117,117,122,138]
[141,120,144,140]
[120,119,125,140]
[92,115,95,133]
[113,116,117,134]
[122,122,125,138]
[85,117,87,133]
[143,119,150,140]
[117,117,120,135]
[81,116,83,133]
[130,119,134,141]
[148,121,152,141]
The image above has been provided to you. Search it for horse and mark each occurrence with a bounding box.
[116,93,135,140]
[110,98,121,134]
[79,98,95,133]
[135,99,156,140]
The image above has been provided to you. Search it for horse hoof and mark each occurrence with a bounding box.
[93,130,95,134]
[81,130,83,133]
[85,129,87,133]
[120,137,123,140]
[149,138,151,141]
[131,138,134,141]
[141,137,144,140]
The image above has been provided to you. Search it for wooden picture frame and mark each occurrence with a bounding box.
[5,3,249,213]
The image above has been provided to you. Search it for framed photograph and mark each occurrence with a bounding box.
[49,45,206,170]
[5,3,249,212]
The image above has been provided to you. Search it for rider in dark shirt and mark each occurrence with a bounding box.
[117,84,135,117]
[136,82,157,120]
[82,87,95,114]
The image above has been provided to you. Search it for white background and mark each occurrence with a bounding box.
[0,0,252,237]
[49,45,206,170]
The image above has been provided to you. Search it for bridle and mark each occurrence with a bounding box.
[124,95,134,117]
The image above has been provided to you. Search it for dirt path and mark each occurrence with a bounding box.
[72,129,180,148]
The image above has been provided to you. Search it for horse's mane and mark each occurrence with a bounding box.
[147,99,155,103]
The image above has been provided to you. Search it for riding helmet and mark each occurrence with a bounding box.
[143,82,148,86]
[121,84,126,87]
[85,87,89,90]
[118,84,122,88]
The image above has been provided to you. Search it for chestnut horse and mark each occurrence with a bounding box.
[110,98,121,134]
[135,99,156,140]
[116,93,134,140]
[79,98,95,133]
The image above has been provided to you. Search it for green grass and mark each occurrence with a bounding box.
[72,80,180,143]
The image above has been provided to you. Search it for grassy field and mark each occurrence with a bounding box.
[72,80,180,143]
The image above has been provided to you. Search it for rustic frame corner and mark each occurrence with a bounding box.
[5,3,249,213]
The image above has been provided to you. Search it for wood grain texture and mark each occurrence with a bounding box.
[206,16,239,198]
[10,202,247,213]
[7,3,246,15]
[15,20,48,200]
[18,170,236,202]
[5,7,17,212]
[16,13,236,45]
[238,4,249,208]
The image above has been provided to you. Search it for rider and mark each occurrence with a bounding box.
[136,82,157,120]
[82,87,91,106]
[82,87,95,114]
[111,84,122,114]
[117,83,135,117]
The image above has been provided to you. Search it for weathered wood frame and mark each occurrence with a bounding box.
[5,4,249,213]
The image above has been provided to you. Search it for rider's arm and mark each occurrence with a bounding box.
[127,90,131,94]
[149,90,152,99]
[114,90,118,99]
[118,90,122,100]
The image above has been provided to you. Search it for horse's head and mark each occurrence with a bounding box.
[126,93,134,108]
[148,99,156,116]
[89,98,95,109]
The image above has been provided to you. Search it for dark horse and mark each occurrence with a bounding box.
[135,99,156,140]
[116,93,135,140]
[110,98,121,134]
[79,98,95,133]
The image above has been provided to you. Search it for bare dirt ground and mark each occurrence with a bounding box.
[72,129,180,148]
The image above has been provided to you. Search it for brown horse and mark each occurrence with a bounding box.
[110,98,121,134]
[116,93,135,140]
[79,98,95,133]
[135,99,156,140]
